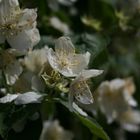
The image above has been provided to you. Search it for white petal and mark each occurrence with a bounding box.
[60,69,77,77]
[121,123,140,132]
[55,36,75,56]
[110,79,125,90]
[52,52,91,77]
[0,94,19,103]
[124,77,136,95]
[72,102,88,117]
[84,51,91,66]
[124,91,137,107]
[40,120,73,140]
[5,60,23,85]
[23,47,48,73]
[70,80,94,104]
[14,92,43,105]
[119,110,140,132]
[0,0,19,24]
[97,81,129,123]
[120,110,140,124]
[78,94,99,116]
[97,81,110,95]
[32,76,45,92]
[79,69,103,80]
[47,48,60,71]
[7,28,40,52]
[17,8,37,29]
[63,53,90,76]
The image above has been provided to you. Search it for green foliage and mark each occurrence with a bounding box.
[60,100,110,140]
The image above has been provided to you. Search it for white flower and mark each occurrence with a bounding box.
[69,69,103,105]
[39,120,73,140]
[0,0,40,52]
[118,109,140,132]
[21,47,50,92]
[0,49,23,85]
[23,47,49,74]
[47,36,91,77]
[97,78,137,123]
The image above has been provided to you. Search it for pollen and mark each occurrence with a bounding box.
[0,23,17,37]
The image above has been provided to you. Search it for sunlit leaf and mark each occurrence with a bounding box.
[60,100,110,140]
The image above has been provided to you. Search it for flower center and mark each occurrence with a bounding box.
[0,23,19,37]
[0,8,22,37]
[60,59,69,67]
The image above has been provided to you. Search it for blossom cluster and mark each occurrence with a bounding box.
[0,0,140,140]
[96,78,140,132]
[0,1,102,138]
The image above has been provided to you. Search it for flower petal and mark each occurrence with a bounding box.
[5,60,23,85]
[78,69,103,80]
[55,36,75,56]
[7,28,40,52]
[70,80,94,104]
[47,48,60,71]
[0,0,19,24]
[72,102,88,117]
[31,75,45,92]
[40,120,73,140]
[97,80,130,123]
[23,47,48,73]
[64,53,90,76]
[0,94,19,103]
[49,52,91,77]
[14,92,43,105]
[110,78,125,90]
[119,109,140,132]
[124,77,136,95]
[17,8,37,29]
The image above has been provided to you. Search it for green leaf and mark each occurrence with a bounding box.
[60,101,110,140]
[77,115,110,140]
